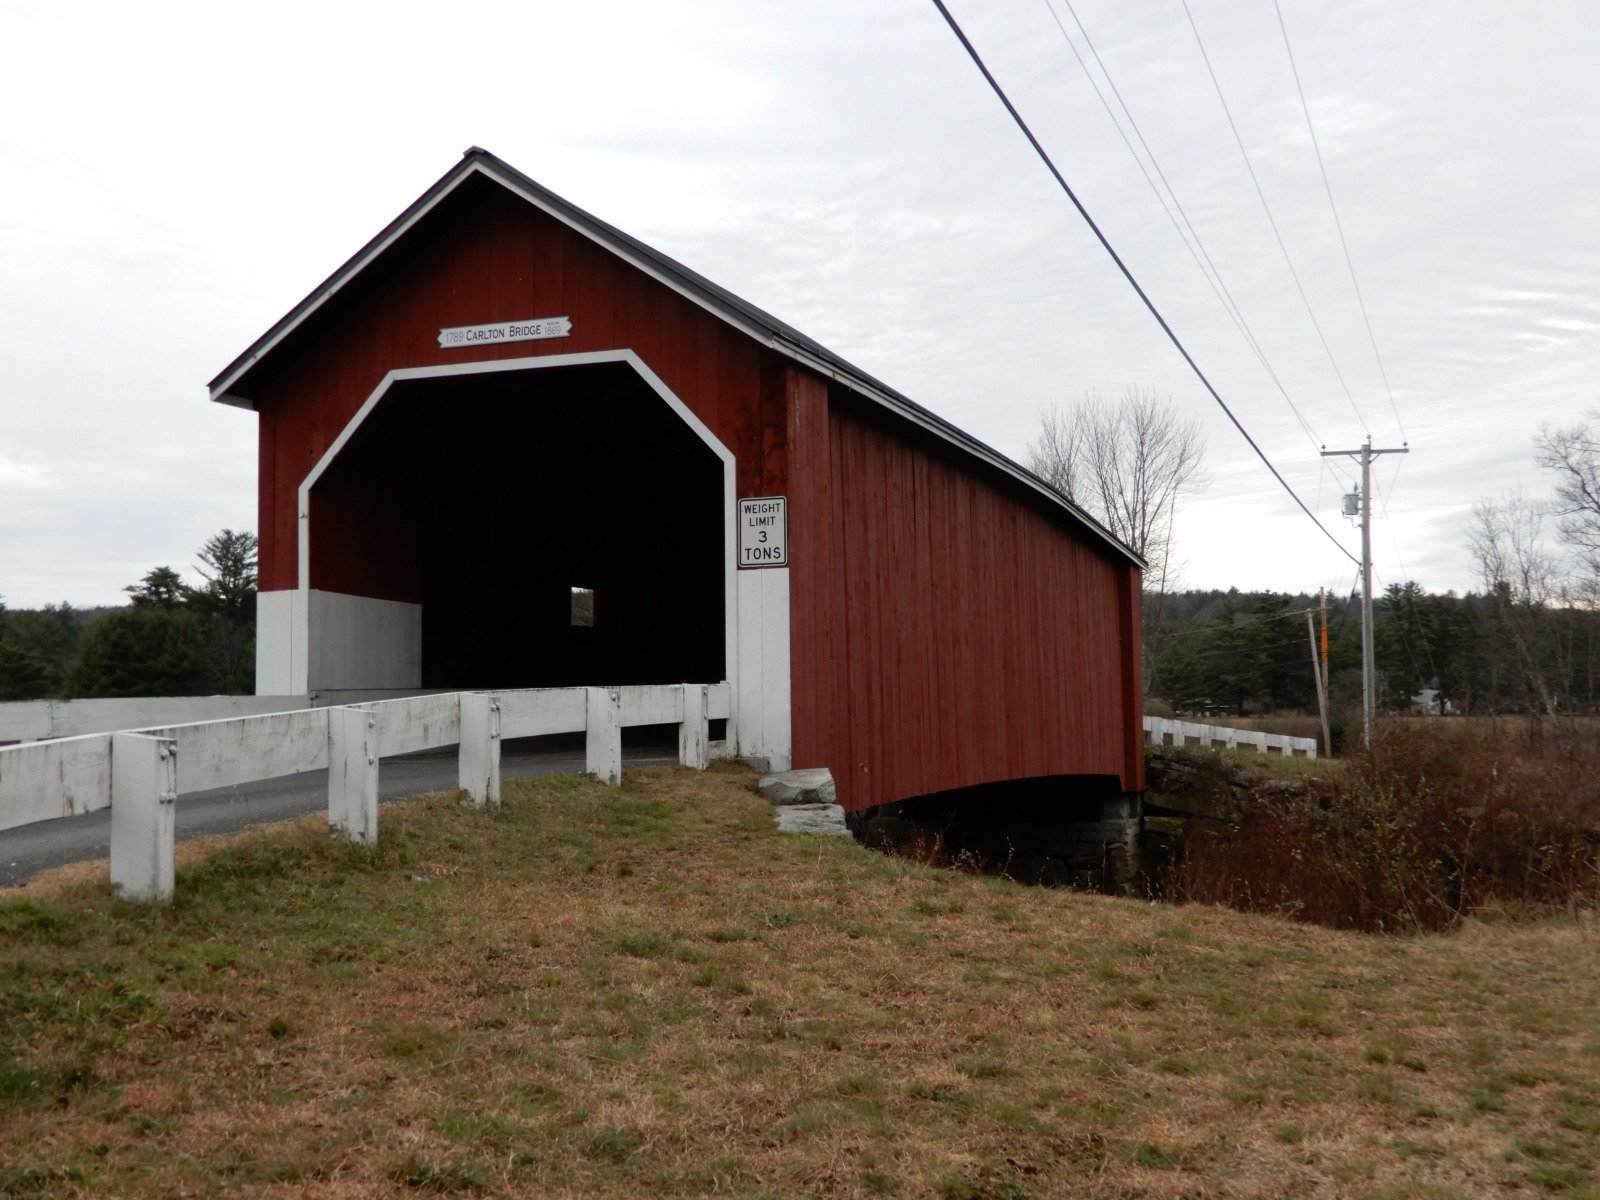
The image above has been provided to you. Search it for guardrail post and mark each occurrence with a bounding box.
[458,692,501,807]
[678,683,710,770]
[110,733,177,903]
[329,706,379,845]
[585,686,622,786]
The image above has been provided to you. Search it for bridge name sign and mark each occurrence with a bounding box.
[437,316,572,348]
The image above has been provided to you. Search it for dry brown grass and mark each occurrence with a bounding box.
[3,762,1598,1198]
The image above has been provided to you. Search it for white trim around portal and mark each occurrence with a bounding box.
[295,349,729,590]
[290,350,755,755]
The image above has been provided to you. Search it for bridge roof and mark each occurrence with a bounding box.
[209,147,1141,569]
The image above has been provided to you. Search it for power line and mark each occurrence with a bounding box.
[1374,450,1406,522]
[1179,0,1371,436]
[1038,0,1348,476]
[1273,0,1407,444]
[929,0,1358,566]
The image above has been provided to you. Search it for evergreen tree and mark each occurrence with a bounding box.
[190,530,258,693]
[66,606,209,698]
[0,599,81,699]
[190,530,258,620]
[125,566,189,608]
[0,641,54,700]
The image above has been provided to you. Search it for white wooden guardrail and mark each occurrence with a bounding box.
[1143,715,1317,759]
[0,691,454,745]
[0,683,729,904]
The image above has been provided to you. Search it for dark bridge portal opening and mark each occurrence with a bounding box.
[310,361,726,690]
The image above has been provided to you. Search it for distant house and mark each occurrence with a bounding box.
[1410,688,1458,716]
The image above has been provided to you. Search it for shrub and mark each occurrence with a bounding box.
[1156,723,1600,932]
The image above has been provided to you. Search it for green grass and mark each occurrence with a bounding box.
[1,760,1596,1197]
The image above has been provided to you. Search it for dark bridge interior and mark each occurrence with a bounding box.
[309,361,726,689]
[851,774,1140,890]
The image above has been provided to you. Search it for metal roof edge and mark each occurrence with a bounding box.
[207,152,489,401]
[770,336,1143,568]
[206,148,1143,568]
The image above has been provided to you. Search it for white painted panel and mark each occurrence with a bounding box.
[290,588,309,693]
[312,688,451,707]
[585,687,623,785]
[256,590,301,695]
[328,707,378,845]
[706,682,731,722]
[618,683,683,727]
[679,684,709,770]
[365,692,462,758]
[0,695,312,744]
[307,590,422,692]
[109,734,177,903]
[736,567,792,771]
[458,693,501,806]
[148,710,333,794]
[496,688,589,738]
[0,701,56,744]
[0,734,114,832]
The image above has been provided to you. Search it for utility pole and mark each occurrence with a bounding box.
[1321,436,1409,749]
[1304,588,1332,756]
[1319,589,1331,748]
[1305,609,1331,756]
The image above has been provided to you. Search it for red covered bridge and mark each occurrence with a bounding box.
[210,148,1145,818]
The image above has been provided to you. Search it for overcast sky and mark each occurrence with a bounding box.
[3,0,1597,608]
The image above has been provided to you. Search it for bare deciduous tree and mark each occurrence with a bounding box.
[1027,386,1207,696]
[1467,487,1561,724]
[1025,386,1207,592]
[1535,411,1600,566]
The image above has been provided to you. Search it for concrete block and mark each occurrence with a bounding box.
[774,802,852,837]
[758,767,836,806]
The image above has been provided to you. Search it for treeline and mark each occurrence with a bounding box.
[0,530,257,701]
[1148,582,1600,718]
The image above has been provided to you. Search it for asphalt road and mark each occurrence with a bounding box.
[0,739,676,889]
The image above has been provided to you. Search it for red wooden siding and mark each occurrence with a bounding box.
[785,367,836,777]
[244,176,790,592]
[788,389,1144,811]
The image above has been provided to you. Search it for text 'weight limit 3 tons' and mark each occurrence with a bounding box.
[739,497,787,568]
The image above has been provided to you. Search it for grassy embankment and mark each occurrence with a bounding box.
[3,762,1598,1198]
